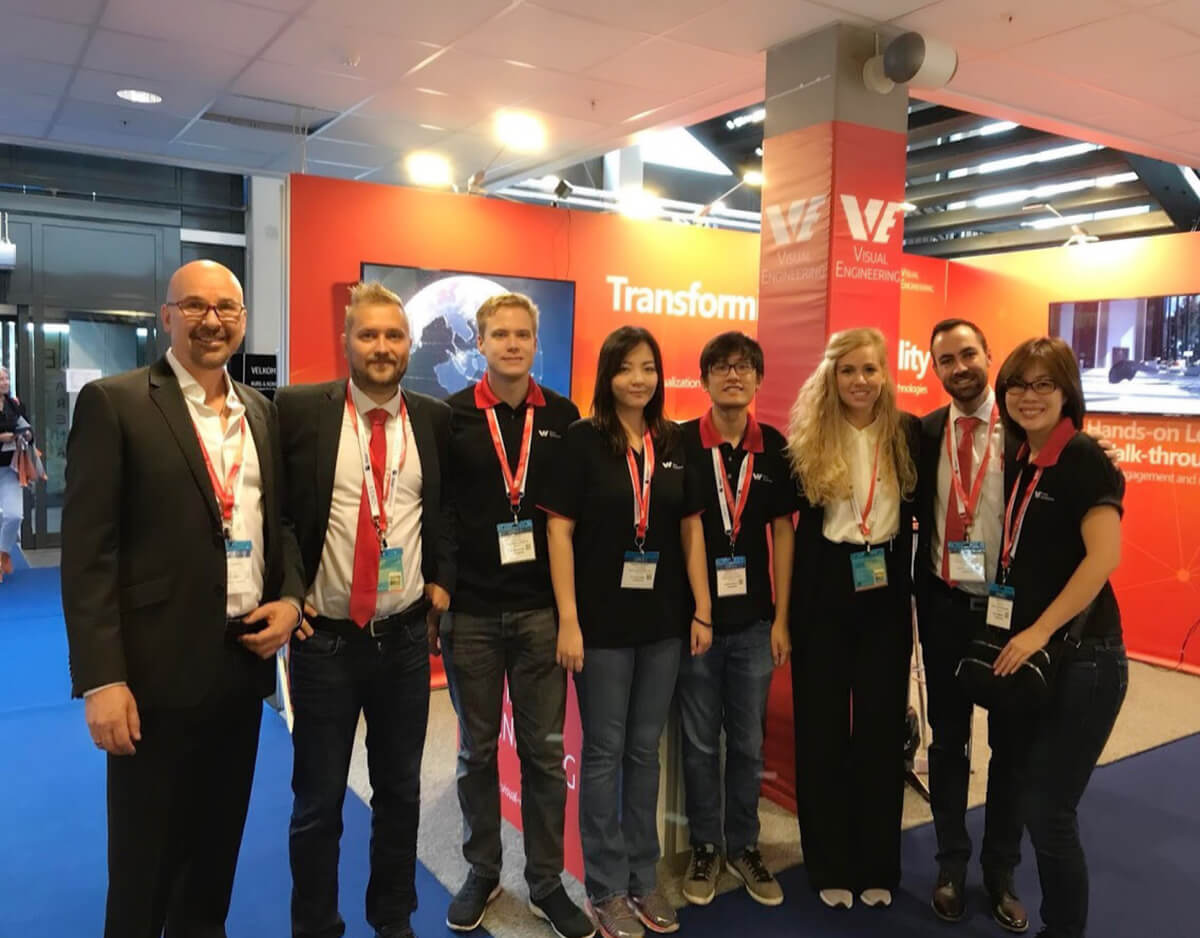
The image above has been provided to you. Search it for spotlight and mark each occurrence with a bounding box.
[554,178,572,201]
[864,31,957,94]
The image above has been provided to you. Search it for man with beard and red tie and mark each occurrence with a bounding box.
[276,281,453,938]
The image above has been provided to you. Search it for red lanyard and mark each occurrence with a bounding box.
[486,404,536,520]
[946,404,999,535]
[713,447,754,549]
[193,416,246,537]
[625,431,655,549]
[1001,462,1044,575]
[850,437,882,544]
[345,385,408,540]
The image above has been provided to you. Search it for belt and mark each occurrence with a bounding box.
[311,598,429,641]
[930,574,989,612]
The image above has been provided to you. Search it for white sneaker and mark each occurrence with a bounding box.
[819,888,853,909]
[860,888,892,908]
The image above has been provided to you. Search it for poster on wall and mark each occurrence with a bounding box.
[1049,293,1200,416]
[361,262,575,400]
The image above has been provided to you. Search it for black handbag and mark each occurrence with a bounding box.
[954,602,1093,713]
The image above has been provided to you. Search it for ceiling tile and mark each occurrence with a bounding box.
[460,107,607,160]
[0,91,60,131]
[533,0,725,35]
[100,0,290,57]
[82,29,250,85]
[357,85,491,131]
[302,0,512,45]
[165,139,281,169]
[232,60,381,112]
[0,13,90,65]
[47,125,168,156]
[205,94,339,128]
[67,68,221,120]
[586,37,762,98]
[453,4,650,73]
[2,0,105,24]
[302,137,399,167]
[175,116,302,153]
[301,159,376,179]
[666,0,835,55]
[0,57,75,98]
[1146,0,1200,37]
[394,50,548,108]
[827,0,932,19]
[1089,50,1200,121]
[1007,13,1200,75]
[52,98,191,139]
[525,73,674,125]
[261,18,439,80]
[310,114,446,150]
[893,0,1132,54]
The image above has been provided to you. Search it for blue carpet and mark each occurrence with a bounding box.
[0,566,467,938]
[679,733,1200,938]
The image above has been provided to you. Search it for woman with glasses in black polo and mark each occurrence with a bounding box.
[992,337,1126,938]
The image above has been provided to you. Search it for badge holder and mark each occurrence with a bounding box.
[621,537,659,591]
[715,553,748,598]
[226,538,254,594]
[986,582,1014,630]
[947,540,987,583]
[377,539,405,593]
[498,518,536,565]
[850,547,888,592]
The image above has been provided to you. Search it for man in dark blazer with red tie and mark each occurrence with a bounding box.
[62,260,307,938]
[276,281,453,938]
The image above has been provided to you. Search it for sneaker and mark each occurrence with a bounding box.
[446,871,501,931]
[681,843,721,906]
[627,889,679,934]
[727,847,783,907]
[530,885,596,938]
[588,896,644,938]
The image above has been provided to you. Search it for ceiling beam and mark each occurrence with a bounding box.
[1120,152,1200,231]
[905,151,1130,207]
[906,210,1175,257]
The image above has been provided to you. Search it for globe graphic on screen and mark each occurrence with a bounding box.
[402,274,544,400]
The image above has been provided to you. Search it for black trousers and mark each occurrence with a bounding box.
[791,537,911,892]
[104,645,264,938]
[917,576,1025,887]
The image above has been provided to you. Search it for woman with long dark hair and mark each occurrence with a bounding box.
[543,326,711,938]
[992,337,1125,938]
[786,327,919,910]
[0,366,31,579]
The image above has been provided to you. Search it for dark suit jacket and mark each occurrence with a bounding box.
[791,412,922,630]
[275,380,454,602]
[913,404,1020,608]
[61,357,304,707]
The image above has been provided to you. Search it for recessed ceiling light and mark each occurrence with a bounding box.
[494,109,546,153]
[405,151,453,188]
[116,89,162,105]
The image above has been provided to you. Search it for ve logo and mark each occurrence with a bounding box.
[839,195,905,244]
[764,195,826,245]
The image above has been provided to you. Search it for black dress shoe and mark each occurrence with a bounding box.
[931,872,966,922]
[988,887,1029,934]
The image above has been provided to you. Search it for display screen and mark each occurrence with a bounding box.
[360,263,575,401]
[1049,294,1200,416]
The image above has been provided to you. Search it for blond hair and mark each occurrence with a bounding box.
[345,281,404,328]
[476,292,539,338]
[786,327,916,507]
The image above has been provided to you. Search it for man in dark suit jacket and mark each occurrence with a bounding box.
[276,281,452,938]
[62,260,307,938]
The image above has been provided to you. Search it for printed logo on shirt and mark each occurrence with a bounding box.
[752,472,773,483]
[537,429,562,439]
[1033,490,1055,502]
[661,460,684,470]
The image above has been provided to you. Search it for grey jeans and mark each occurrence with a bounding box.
[441,607,567,900]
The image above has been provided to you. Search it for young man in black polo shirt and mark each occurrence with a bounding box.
[678,331,795,908]
[441,293,594,938]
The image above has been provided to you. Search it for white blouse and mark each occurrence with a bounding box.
[821,417,901,545]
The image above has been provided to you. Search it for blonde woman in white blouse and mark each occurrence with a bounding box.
[786,327,919,912]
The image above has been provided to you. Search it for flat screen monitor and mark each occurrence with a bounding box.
[361,263,576,400]
[1049,293,1200,416]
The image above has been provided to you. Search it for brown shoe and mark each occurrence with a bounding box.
[627,890,678,934]
[989,888,1029,934]
[931,872,966,923]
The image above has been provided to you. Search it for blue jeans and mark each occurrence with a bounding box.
[441,607,567,900]
[574,637,682,902]
[288,619,431,938]
[1024,638,1128,938]
[678,620,774,857]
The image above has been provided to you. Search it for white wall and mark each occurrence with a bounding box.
[246,176,286,378]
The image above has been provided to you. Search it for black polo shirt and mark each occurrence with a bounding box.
[539,418,704,648]
[446,376,580,615]
[1003,419,1124,639]
[682,411,795,633]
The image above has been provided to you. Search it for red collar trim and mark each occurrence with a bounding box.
[473,374,545,409]
[699,408,764,453]
[1019,417,1076,467]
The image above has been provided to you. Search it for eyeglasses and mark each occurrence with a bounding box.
[1004,377,1058,396]
[167,298,246,323]
[710,361,756,377]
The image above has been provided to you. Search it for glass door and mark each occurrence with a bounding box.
[28,307,158,548]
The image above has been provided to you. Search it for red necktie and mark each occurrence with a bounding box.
[942,415,982,583]
[349,408,390,627]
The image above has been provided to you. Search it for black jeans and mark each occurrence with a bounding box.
[1024,637,1127,938]
[918,579,1025,887]
[288,618,431,938]
[441,607,567,900]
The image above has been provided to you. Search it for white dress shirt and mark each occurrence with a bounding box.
[931,390,1004,595]
[309,381,425,619]
[166,348,264,617]
[822,417,901,545]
